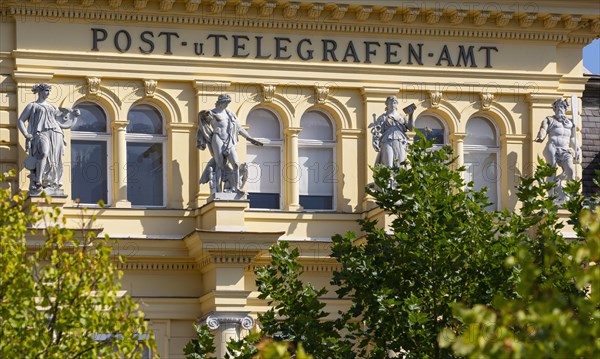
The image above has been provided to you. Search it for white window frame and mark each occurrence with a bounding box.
[125,104,168,208]
[298,110,337,212]
[71,101,112,207]
[463,116,501,210]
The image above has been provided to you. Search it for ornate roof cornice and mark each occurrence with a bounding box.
[2,1,598,44]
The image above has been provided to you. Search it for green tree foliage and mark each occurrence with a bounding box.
[331,136,518,358]
[439,166,600,358]
[185,137,598,358]
[0,171,155,358]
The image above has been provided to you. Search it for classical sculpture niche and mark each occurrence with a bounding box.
[196,94,263,198]
[18,83,80,196]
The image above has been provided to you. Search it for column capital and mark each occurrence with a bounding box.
[449,132,468,141]
[203,312,255,330]
[111,120,129,130]
[12,71,54,85]
[284,127,302,136]
[193,80,231,95]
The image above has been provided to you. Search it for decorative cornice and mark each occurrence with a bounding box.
[118,262,200,271]
[133,0,147,10]
[426,10,442,25]
[184,0,200,13]
[159,0,175,11]
[2,4,598,44]
[355,6,372,21]
[308,3,324,20]
[144,79,157,97]
[283,2,299,19]
[87,76,101,95]
[108,0,121,8]
[193,80,231,95]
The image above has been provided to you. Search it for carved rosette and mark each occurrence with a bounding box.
[315,86,329,104]
[87,77,101,95]
[429,91,442,109]
[144,80,157,98]
[108,0,122,8]
[480,92,495,110]
[185,0,201,13]
[592,19,600,35]
[283,2,300,19]
[262,84,276,103]
[496,12,513,27]
[159,0,175,11]
[205,313,255,330]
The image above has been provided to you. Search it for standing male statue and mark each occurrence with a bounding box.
[197,94,263,194]
[17,83,80,196]
[369,95,415,167]
[534,98,581,202]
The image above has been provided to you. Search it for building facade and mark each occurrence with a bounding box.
[1,1,598,357]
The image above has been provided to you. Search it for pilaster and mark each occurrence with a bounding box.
[112,120,131,208]
[284,127,302,211]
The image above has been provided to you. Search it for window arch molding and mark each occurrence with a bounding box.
[237,96,294,131]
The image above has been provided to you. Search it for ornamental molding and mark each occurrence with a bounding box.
[86,76,101,95]
[203,312,255,330]
[2,4,598,44]
[262,84,276,102]
[117,262,200,271]
[144,79,157,97]
[480,92,495,110]
[315,85,329,104]
[429,91,442,108]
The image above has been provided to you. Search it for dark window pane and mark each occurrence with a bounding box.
[72,103,107,132]
[71,140,108,204]
[127,142,163,206]
[127,105,163,134]
[300,195,333,210]
[415,128,444,144]
[248,193,280,209]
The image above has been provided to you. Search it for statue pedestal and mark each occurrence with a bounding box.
[198,193,249,231]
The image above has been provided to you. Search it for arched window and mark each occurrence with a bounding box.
[464,117,500,210]
[415,114,446,146]
[126,104,166,207]
[298,110,336,210]
[71,102,110,205]
[246,108,282,209]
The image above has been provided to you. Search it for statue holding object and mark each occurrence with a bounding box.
[534,98,581,203]
[369,95,416,167]
[197,94,263,195]
[17,83,80,196]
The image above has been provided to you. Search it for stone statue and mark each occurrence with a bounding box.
[17,83,80,196]
[369,96,415,167]
[196,94,263,195]
[534,98,581,203]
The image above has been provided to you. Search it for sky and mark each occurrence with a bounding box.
[583,38,600,74]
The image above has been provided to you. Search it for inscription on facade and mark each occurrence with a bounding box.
[91,28,499,68]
